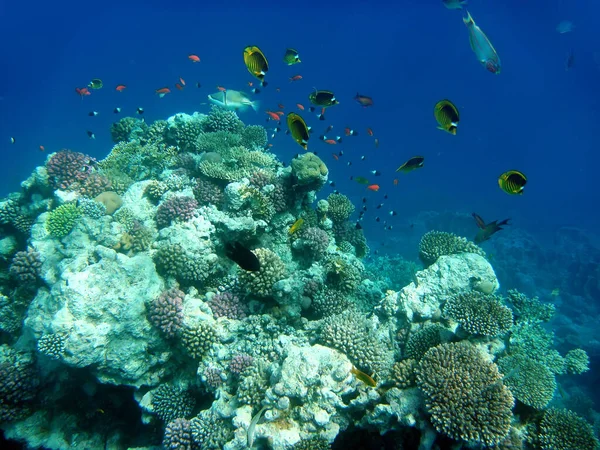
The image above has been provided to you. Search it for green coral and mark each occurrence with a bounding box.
[236,362,268,409]
[418,230,485,267]
[311,288,353,317]
[180,322,216,359]
[416,342,514,447]
[323,255,363,294]
[143,119,167,145]
[326,193,355,223]
[202,106,244,133]
[98,141,178,181]
[110,117,146,143]
[241,125,268,150]
[538,408,599,450]
[443,292,513,336]
[238,248,286,297]
[154,243,215,284]
[291,153,328,190]
[198,146,276,184]
[46,203,82,238]
[565,348,590,374]
[196,130,241,154]
[506,289,555,324]
[144,180,168,203]
[190,409,233,449]
[167,115,203,152]
[239,186,275,221]
[498,354,556,409]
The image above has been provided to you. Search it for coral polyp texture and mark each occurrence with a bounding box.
[0,109,597,450]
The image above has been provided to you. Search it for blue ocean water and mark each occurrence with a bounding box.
[2,0,600,447]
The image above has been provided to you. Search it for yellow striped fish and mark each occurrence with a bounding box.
[498,170,527,195]
[289,218,304,235]
[243,46,269,86]
[351,366,377,387]
[434,99,460,135]
[287,113,310,150]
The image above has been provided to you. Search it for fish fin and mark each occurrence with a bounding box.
[463,10,474,25]
[251,100,261,112]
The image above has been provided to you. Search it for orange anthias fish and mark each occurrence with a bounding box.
[175,83,184,91]
[39,145,45,152]
[366,128,374,136]
[248,81,254,87]
[115,84,127,92]
[296,103,305,111]
[367,184,380,191]
[217,86,227,92]
[188,54,200,62]
[75,87,91,97]
[324,139,338,145]
[289,75,303,82]
[332,153,339,161]
[156,87,171,97]
[179,77,186,86]
[393,179,399,186]
[354,93,374,107]
[276,111,284,116]
[266,111,281,121]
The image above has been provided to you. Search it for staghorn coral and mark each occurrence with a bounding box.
[326,193,355,223]
[565,348,590,374]
[202,106,244,133]
[10,247,42,284]
[418,230,485,267]
[538,408,599,450]
[498,354,556,409]
[151,384,195,423]
[156,196,198,229]
[443,292,513,336]
[163,418,193,450]
[46,203,82,238]
[180,322,217,359]
[148,288,185,338]
[416,342,514,447]
[238,248,286,297]
[208,292,248,320]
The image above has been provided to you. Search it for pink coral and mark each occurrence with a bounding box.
[193,179,223,207]
[156,196,198,229]
[208,292,248,320]
[204,367,223,389]
[229,354,254,375]
[46,149,96,190]
[148,288,185,338]
[77,173,112,198]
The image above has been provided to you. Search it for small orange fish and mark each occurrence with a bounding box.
[332,153,339,161]
[179,77,186,86]
[267,143,273,148]
[175,83,184,91]
[296,103,305,111]
[266,111,281,121]
[289,75,303,82]
[367,128,374,136]
[217,86,226,92]
[374,138,379,148]
[367,184,380,191]
[275,111,285,116]
[278,103,285,110]
[188,54,200,63]
[39,145,45,152]
[75,87,90,97]
[115,84,127,92]
[324,139,338,145]
[248,81,254,87]
[350,366,377,387]
[393,179,399,186]
[156,87,171,97]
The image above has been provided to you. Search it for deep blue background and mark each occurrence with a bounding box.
[1,0,599,238]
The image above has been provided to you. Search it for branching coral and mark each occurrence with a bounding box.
[240,124,268,150]
[392,359,418,388]
[46,149,96,191]
[163,418,193,450]
[498,354,556,409]
[98,141,177,181]
[37,332,67,360]
[154,243,215,284]
[538,408,599,450]
[565,348,590,374]
[323,255,363,294]
[208,292,248,320]
[509,323,565,374]
[416,342,514,447]
[46,203,82,238]
[110,117,147,143]
[201,106,244,133]
[155,196,198,229]
[238,248,286,297]
[506,289,555,324]
[418,230,485,267]
[190,409,234,449]
[180,322,217,359]
[0,346,39,422]
[443,292,513,336]
[326,193,355,223]
[10,247,42,284]
[151,384,195,423]
[148,288,185,338]
[405,324,446,361]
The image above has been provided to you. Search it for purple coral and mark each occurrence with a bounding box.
[193,178,223,206]
[10,247,42,284]
[156,196,199,229]
[46,149,96,190]
[298,227,330,260]
[148,288,185,338]
[163,418,193,450]
[229,353,254,376]
[208,292,248,320]
[249,170,274,189]
[204,367,224,389]
[78,172,112,198]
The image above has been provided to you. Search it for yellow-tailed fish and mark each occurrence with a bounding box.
[287,112,310,150]
[289,218,304,235]
[243,46,269,86]
[283,48,301,65]
[463,11,501,74]
[396,156,424,173]
[434,100,459,134]
[498,170,527,195]
[351,366,377,387]
[88,78,103,89]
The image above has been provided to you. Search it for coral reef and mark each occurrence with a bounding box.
[419,230,485,267]
[443,291,513,336]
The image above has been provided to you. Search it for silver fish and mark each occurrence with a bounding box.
[463,11,501,74]
[207,89,260,112]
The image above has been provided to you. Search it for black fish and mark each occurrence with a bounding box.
[472,213,510,243]
[225,242,261,271]
[565,48,575,71]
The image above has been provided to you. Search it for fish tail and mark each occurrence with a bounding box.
[463,10,474,25]
[251,100,261,112]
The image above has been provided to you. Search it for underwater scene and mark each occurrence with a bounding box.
[1,0,600,449]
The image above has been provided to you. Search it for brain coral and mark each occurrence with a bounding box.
[419,230,485,267]
[443,292,513,336]
[416,342,514,447]
[498,354,556,410]
[238,248,286,297]
[290,152,328,189]
[538,408,599,450]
